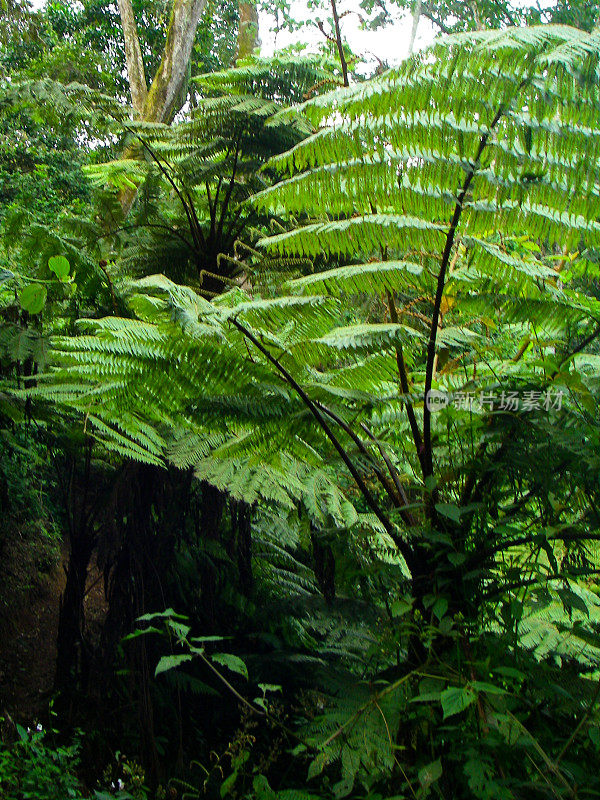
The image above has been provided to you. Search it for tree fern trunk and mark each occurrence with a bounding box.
[199,481,226,627]
[54,527,94,696]
[234,499,253,597]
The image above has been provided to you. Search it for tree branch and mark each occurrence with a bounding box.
[330,0,349,87]
[557,323,600,371]
[123,126,202,253]
[359,422,417,527]
[229,317,409,557]
[313,400,411,520]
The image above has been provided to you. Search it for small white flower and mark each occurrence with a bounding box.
[117,779,125,790]
[36,723,43,732]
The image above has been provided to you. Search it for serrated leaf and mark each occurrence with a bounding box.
[411,690,443,703]
[137,608,188,623]
[470,681,506,695]
[167,620,192,640]
[211,652,248,680]
[122,625,163,641]
[155,654,193,676]
[440,686,477,719]
[191,635,228,643]
[258,683,282,694]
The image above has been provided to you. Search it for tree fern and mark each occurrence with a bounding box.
[19,29,600,794]
[30,24,600,649]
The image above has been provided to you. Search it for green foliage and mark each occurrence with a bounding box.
[0,723,85,800]
[79,54,338,298]
[0,427,62,623]
[4,4,600,798]
[0,721,150,800]
[30,24,600,797]
[365,0,600,37]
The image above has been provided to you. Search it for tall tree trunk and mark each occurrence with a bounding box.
[117,0,208,212]
[117,0,148,116]
[143,0,208,123]
[407,0,422,56]
[234,0,259,63]
[119,0,209,124]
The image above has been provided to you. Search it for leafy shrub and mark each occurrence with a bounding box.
[0,722,149,800]
[0,723,85,800]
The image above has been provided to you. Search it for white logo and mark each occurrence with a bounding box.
[426,390,450,412]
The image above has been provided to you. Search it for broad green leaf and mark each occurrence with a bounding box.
[307,752,329,781]
[257,683,282,694]
[48,255,70,280]
[418,759,442,788]
[332,776,354,798]
[166,619,192,640]
[252,775,277,800]
[19,284,47,314]
[211,652,248,680]
[220,771,238,797]
[122,625,162,641]
[137,608,188,623]
[191,635,228,643]
[493,666,525,682]
[411,690,444,703]
[391,598,413,617]
[435,503,462,523]
[440,686,477,719]
[470,681,506,695]
[433,597,449,621]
